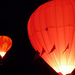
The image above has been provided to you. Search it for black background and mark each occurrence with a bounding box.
[1,0,75,75]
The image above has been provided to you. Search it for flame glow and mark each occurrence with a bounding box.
[0,52,6,58]
[57,65,74,75]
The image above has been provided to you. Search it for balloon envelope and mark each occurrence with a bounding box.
[27,0,75,75]
[0,36,12,58]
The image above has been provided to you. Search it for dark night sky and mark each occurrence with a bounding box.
[1,0,75,75]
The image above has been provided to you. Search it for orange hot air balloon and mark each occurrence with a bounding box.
[0,36,12,58]
[27,0,75,75]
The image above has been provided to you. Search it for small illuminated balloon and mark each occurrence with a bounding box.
[0,36,12,58]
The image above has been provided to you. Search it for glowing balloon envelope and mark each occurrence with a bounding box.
[0,36,12,58]
[27,0,75,75]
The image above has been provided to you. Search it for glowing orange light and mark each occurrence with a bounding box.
[27,0,75,75]
[0,52,6,58]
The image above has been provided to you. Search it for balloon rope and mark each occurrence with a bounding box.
[0,56,3,65]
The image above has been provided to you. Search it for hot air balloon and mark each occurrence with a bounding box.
[0,36,12,58]
[27,0,75,75]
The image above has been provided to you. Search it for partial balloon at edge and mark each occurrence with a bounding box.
[0,35,12,58]
[27,0,75,75]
